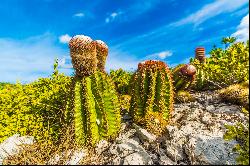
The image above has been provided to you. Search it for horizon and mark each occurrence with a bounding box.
[0,0,249,83]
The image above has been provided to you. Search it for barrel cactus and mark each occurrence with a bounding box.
[65,35,121,146]
[195,47,206,63]
[129,60,174,135]
[172,64,197,91]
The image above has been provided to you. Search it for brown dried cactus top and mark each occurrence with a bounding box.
[68,35,94,53]
[95,40,108,52]
[138,60,170,72]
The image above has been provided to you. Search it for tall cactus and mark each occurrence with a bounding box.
[129,60,174,135]
[65,35,121,146]
[172,64,196,91]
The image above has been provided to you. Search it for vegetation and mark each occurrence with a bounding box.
[191,39,249,90]
[172,64,197,91]
[0,60,71,143]
[174,90,195,103]
[218,81,249,110]
[109,68,133,95]
[129,60,174,135]
[224,108,249,165]
[67,35,121,146]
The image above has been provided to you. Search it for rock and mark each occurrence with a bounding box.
[159,155,176,165]
[122,114,132,120]
[164,140,185,162]
[214,105,240,114]
[95,140,109,154]
[65,148,87,165]
[206,105,215,112]
[133,124,157,143]
[123,152,153,165]
[0,134,34,165]
[184,134,238,165]
[110,138,152,165]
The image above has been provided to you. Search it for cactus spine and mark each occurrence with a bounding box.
[66,35,121,146]
[172,64,197,91]
[129,60,174,135]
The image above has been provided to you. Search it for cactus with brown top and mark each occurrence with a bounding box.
[65,35,121,146]
[95,40,109,72]
[129,60,174,135]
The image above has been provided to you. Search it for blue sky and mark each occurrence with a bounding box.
[0,0,249,83]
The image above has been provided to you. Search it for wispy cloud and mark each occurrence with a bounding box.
[172,0,249,27]
[146,50,173,60]
[105,11,123,23]
[59,34,72,44]
[232,14,249,42]
[0,33,71,83]
[73,12,85,18]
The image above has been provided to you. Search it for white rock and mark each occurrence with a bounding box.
[0,134,34,165]
[184,134,238,165]
[95,140,109,154]
[123,152,153,165]
[65,148,87,165]
[206,105,216,112]
[159,155,176,165]
[133,124,157,143]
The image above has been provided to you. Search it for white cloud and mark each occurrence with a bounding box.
[145,50,173,60]
[0,33,72,83]
[105,11,122,23]
[232,14,249,42]
[172,0,249,26]
[73,12,85,17]
[59,34,72,44]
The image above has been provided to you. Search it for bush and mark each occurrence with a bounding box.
[223,108,249,165]
[0,60,71,143]
[191,40,249,90]
[109,68,133,95]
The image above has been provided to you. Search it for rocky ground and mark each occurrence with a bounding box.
[0,91,248,165]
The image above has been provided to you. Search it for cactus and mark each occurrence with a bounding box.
[195,47,206,63]
[95,40,108,72]
[65,35,121,146]
[172,64,197,91]
[129,60,174,135]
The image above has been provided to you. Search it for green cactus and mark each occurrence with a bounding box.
[129,60,174,135]
[172,64,197,91]
[65,35,121,146]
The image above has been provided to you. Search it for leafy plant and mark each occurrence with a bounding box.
[191,39,249,90]
[0,59,71,143]
[223,108,249,165]
[129,60,174,135]
[109,68,133,95]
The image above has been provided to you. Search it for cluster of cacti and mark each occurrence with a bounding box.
[172,64,197,91]
[218,81,249,110]
[129,60,174,135]
[66,35,121,146]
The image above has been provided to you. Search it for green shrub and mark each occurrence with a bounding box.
[109,68,133,95]
[223,108,249,165]
[0,60,71,143]
[191,39,249,90]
